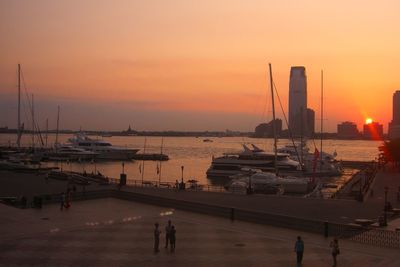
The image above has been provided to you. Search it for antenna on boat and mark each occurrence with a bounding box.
[268,63,278,174]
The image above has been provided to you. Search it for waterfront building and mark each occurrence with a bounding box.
[363,121,384,140]
[337,121,360,139]
[388,90,400,139]
[306,108,315,136]
[288,66,314,137]
[254,119,282,138]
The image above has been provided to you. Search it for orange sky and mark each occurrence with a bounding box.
[0,0,399,131]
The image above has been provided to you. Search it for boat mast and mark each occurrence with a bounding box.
[320,70,323,171]
[31,94,35,150]
[45,118,48,147]
[17,64,21,148]
[55,105,60,150]
[268,63,278,173]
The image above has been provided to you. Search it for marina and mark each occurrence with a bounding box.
[0,133,382,198]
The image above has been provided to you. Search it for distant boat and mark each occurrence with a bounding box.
[203,139,213,142]
[101,133,113,137]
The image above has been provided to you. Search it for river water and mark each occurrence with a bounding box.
[0,133,381,187]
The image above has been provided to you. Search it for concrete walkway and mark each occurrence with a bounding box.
[1,198,399,267]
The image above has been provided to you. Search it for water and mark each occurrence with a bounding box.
[0,134,382,186]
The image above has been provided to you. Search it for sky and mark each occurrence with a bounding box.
[1,0,399,132]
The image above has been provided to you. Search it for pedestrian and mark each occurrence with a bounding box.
[170,225,176,252]
[330,238,340,267]
[60,192,65,210]
[294,236,304,265]
[154,223,161,253]
[165,220,172,248]
[65,188,71,209]
[175,180,179,191]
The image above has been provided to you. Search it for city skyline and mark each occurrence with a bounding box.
[1,0,399,132]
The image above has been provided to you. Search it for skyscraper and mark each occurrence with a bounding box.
[289,66,312,136]
[388,90,400,139]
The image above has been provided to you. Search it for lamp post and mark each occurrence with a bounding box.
[384,186,389,226]
[181,166,184,183]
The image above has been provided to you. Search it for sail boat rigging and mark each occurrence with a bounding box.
[268,63,278,174]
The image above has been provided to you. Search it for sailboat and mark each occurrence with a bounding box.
[224,64,313,194]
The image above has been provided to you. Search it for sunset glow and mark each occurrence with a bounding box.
[366,118,373,125]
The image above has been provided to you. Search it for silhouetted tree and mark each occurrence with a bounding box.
[380,138,400,169]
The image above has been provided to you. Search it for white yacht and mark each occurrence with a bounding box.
[227,171,312,194]
[46,145,98,161]
[277,143,342,177]
[67,133,139,160]
[206,144,301,178]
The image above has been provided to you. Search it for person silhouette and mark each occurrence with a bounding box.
[170,225,176,252]
[154,223,161,253]
[165,220,172,248]
[294,236,304,265]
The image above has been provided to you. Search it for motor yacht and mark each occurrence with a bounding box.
[67,133,139,160]
[206,144,301,178]
[277,143,342,177]
[46,145,98,161]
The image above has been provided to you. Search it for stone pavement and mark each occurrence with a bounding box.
[0,198,399,267]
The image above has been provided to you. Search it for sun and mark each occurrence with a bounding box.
[365,118,373,124]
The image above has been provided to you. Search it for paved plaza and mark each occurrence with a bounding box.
[0,198,399,267]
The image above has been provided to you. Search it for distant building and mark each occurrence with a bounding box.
[254,119,282,138]
[363,122,384,140]
[337,121,359,139]
[389,90,400,139]
[289,66,307,137]
[306,108,315,136]
[122,125,137,136]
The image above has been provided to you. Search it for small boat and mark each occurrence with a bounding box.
[101,133,113,137]
[203,139,213,142]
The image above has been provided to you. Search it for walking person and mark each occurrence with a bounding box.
[165,220,172,249]
[154,223,161,253]
[60,192,65,210]
[294,236,304,265]
[65,188,71,209]
[170,225,176,252]
[330,238,340,267]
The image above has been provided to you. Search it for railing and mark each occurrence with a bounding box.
[108,178,227,193]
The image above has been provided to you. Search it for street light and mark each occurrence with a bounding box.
[384,186,389,226]
[181,166,184,183]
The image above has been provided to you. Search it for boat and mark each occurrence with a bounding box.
[277,143,342,176]
[101,133,113,137]
[45,145,98,161]
[226,171,311,194]
[67,133,139,160]
[203,139,213,142]
[206,144,301,178]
